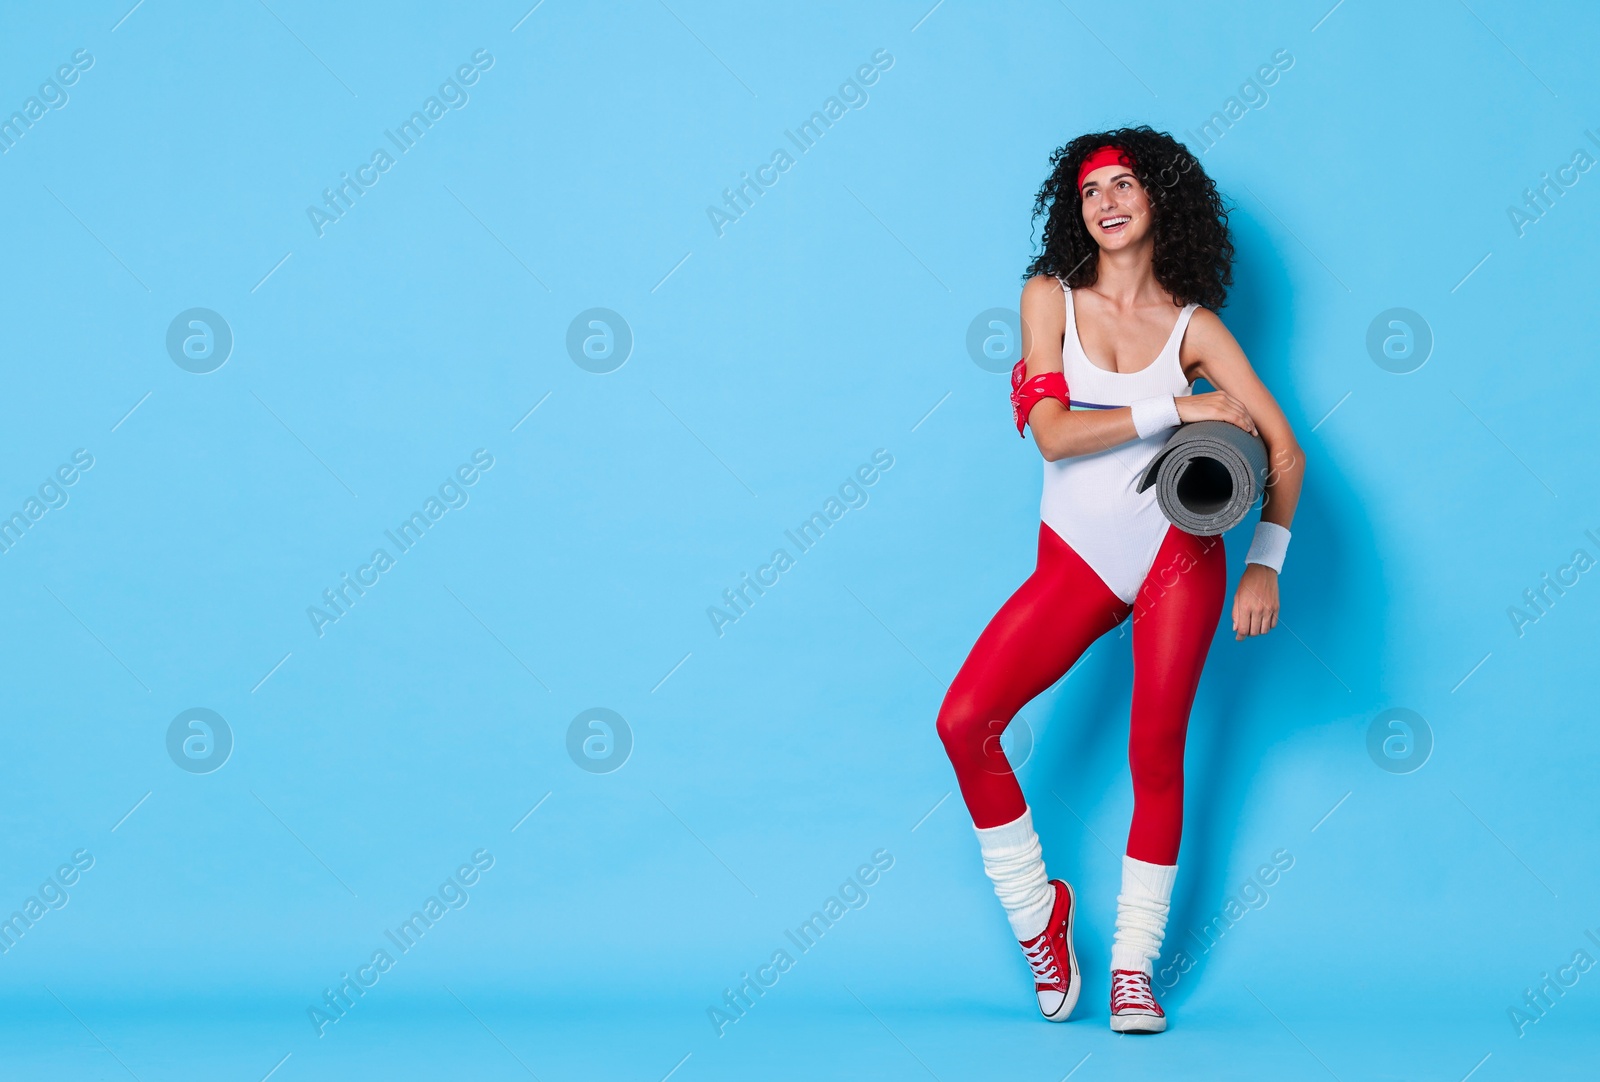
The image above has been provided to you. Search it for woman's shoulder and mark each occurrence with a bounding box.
[1021,274,1067,316]
[1022,273,1066,297]
[1184,305,1230,338]
[1179,305,1240,366]
[1020,274,1067,324]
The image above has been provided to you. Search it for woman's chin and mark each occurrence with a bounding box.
[1094,231,1147,253]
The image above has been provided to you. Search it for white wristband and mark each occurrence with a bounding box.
[1246,521,1291,573]
[1130,395,1182,439]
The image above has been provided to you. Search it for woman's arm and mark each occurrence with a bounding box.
[1181,308,1306,639]
[1017,276,1136,461]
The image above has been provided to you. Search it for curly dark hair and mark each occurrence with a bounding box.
[1023,126,1234,310]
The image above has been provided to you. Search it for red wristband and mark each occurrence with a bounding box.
[1010,359,1070,436]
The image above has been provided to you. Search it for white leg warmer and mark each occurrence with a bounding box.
[973,807,1055,941]
[1110,854,1177,975]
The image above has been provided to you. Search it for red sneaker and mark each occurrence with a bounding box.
[1109,968,1167,1033]
[1018,880,1079,1022]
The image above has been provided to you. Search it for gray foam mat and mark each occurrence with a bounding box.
[1136,420,1268,536]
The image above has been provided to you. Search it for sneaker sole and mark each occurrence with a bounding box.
[1041,881,1080,1023]
[1110,1011,1167,1034]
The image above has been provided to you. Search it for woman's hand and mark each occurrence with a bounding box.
[1232,563,1278,639]
[1177,390,1258,435]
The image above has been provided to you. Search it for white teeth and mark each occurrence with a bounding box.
[1100,216,1130,228]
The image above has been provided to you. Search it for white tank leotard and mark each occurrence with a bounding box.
[1039,278,1200,604]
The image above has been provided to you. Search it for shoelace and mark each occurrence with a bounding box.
[1110,969,1159,1012]
[1022,936,1059,983]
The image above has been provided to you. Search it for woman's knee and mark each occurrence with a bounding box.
[1128,748,1184,797]
[935,696,973,754]
[936,694,1001,762]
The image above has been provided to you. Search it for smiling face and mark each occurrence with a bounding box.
[1080,165,1154,250]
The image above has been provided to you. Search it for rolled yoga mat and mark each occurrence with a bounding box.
[1135,420,1269,536]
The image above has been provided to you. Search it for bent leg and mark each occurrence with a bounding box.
[936,523,1130,829]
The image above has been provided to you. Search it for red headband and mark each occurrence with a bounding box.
[1077,145,1134,189]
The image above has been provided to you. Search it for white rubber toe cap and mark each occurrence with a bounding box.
[1110,1010,1167,1033]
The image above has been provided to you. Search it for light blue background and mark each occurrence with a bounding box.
[1,0,1597,1078]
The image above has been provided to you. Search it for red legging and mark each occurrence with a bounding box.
[935,522,1225,865]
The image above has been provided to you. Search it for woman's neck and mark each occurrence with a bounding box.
[1090,240,1163,308]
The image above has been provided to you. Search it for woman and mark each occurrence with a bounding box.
[935,127,1304,1032]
